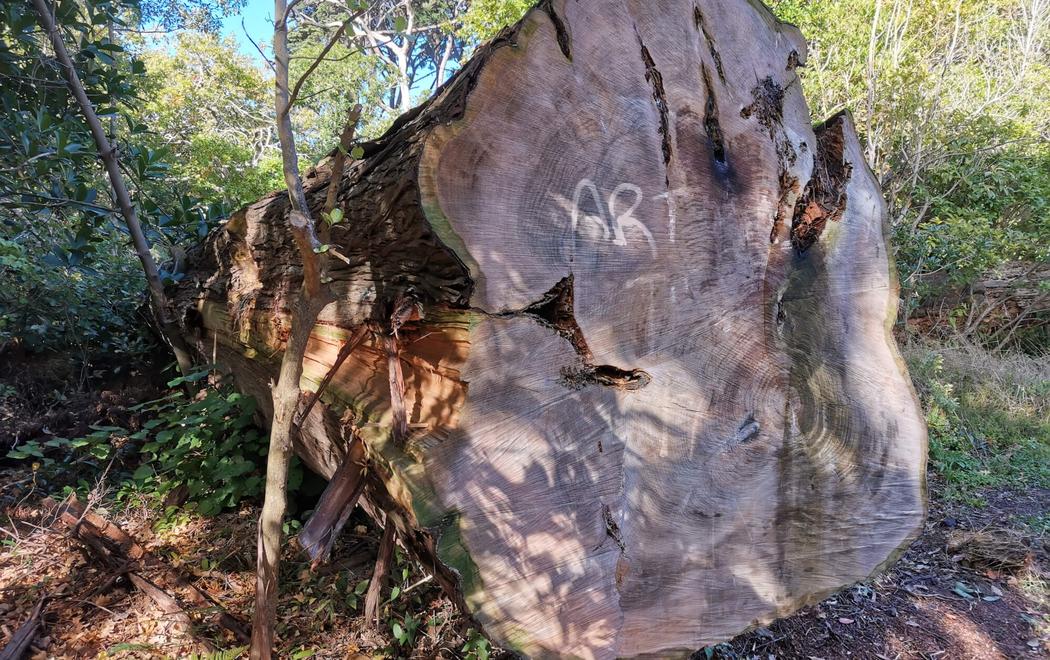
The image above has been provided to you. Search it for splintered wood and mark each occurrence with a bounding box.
[172,0,927,656]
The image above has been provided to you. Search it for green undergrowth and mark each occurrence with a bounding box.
[5,370,289,519]
[906,342,1050,505]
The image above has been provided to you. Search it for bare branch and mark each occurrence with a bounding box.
[324,104,363,215]
[284,10,366,115]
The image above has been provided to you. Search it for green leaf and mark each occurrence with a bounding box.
[953,582,977,599]
[350,145,364,159]
[393,16,408,32]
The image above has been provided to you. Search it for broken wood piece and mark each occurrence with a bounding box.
[298,434,368,565]
[363,522,396,630]
[47,497,250,644]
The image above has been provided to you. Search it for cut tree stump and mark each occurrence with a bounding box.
[172,0,927,656]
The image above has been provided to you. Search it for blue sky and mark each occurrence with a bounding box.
[220,0,275,61]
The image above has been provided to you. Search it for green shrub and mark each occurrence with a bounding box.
[128,377,269,515]
[6,374,289,517]
[907,344,1050,504]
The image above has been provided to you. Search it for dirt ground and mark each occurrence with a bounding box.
[1,379,1047,659]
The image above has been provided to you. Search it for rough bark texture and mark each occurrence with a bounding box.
[173,0,927,656]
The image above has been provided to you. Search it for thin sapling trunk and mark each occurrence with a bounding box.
[31,0,194,376]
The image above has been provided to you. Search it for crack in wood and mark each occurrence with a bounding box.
[694,5,727,83]
[637,36,673,170]
[562,364,652,391]
[734,414,761,444]
[740,76,786,136]
[525,274,592,359]
[539,0,572,61]
[790,113,853,252]
[525,276,651,391]
[771,169,800,243]
[597,503,627,554]
[701,63,727,164]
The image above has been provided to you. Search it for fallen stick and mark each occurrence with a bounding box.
[47,496,250,643]
[363,522,396,630]
[0,598,45,660]
[127,573,215,652]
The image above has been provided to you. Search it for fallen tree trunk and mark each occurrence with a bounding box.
[172,0,927,656]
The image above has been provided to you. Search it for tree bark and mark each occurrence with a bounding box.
[249,1,348,656]
[173,1,927,657]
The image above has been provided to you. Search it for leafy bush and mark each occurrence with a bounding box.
[907,344,1050,504]
[128,377,270,515]
[6,375,285,517]
[0,233,155,369]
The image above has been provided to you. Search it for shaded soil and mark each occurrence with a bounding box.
[2,479,1045,658]
[720,481,1049,660]
[0,352,163,452]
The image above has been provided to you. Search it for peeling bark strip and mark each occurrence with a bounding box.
[172,1,925,657]
[790,113,854,252]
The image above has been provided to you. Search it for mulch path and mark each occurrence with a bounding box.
[722,483,1049,660]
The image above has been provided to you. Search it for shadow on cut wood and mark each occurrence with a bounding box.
[172,0,927,656]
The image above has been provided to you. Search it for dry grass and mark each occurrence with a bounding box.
[946,528,1037,574]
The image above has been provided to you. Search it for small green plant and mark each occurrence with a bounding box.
[908,345,1050,503]
[6,373,281,517]
[127,375,271,515]
[7,425,119,465]
[344,578,370,611]
[390,612,421,648]
[321,207,343,226]
[462,628,491,660]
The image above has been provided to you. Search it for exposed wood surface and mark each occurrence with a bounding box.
[172,0,927,656]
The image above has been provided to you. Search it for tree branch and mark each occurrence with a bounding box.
[30,0,194,377]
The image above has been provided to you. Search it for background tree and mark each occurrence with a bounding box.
[771,0,1050,349]
[136,32,283,204]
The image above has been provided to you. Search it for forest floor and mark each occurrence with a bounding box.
[0,344,1047,659]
